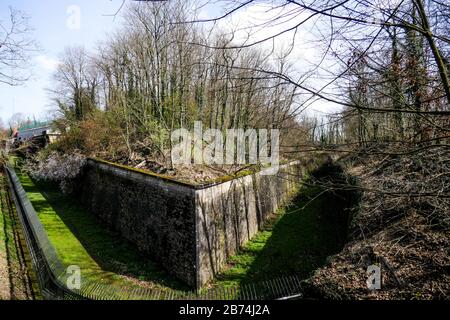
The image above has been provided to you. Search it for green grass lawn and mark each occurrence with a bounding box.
[14,169,189,298]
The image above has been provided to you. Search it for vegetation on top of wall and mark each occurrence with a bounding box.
[89,157,199,187]
[90,157,308,188]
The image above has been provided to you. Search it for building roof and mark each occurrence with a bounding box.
[18,121,52,132]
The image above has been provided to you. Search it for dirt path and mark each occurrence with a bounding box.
[0,171,37,300]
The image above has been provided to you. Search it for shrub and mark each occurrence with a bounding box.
[29,151,86,194]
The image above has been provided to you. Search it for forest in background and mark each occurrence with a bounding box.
[46,0,448,168]
[1,0,447,174]
[43,1,305,177]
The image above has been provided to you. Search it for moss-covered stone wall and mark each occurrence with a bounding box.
[77,157,327,289]
[78,160,197,287]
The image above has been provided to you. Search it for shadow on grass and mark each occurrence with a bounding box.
[214,163,358,289]
[17,172,189,292]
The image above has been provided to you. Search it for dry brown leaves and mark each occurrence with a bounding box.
[306,147,450,300]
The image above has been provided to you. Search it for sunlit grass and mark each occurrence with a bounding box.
[14,169,188,298]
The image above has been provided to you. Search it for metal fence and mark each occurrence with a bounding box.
[5,164,303,300]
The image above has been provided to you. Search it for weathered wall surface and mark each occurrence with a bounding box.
[77,157,326,289]
[195,162,302,286]
[78,160,197,287]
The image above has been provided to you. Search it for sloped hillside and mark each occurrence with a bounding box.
[304,147,450,299]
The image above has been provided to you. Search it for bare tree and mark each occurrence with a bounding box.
[0,7,38,86]
[187,1,448,151]
[8,112,26,128]
[51,46,99,121]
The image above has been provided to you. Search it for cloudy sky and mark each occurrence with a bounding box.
[0,0,339,125]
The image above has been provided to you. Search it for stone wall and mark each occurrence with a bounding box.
[78,160,197,287]
[77,158,319,289]
[195,162,302,286]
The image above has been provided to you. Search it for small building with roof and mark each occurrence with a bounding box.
[13,121,60,147]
